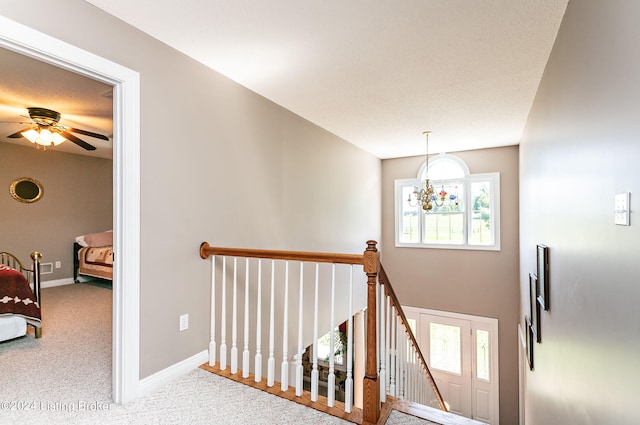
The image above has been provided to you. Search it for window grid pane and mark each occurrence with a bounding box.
[470,181,492,245]
[400,185,420,243]
[424,213,464,243]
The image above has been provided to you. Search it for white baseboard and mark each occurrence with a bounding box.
[41,277,76,288]
[138,350,209,399]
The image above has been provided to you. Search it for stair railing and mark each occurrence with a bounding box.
[200,240,381,422]
[200,241,446,423]
[378,265,447,411]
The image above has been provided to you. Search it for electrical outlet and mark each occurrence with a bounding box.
[55,261,61,269]
[179,314,189,331]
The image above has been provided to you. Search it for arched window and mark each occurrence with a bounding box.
[394,154,500,250]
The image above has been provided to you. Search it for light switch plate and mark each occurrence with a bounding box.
[614,192,630,225]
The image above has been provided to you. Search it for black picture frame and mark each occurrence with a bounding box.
[537,244,549,310]
[525,316,534,370]
[529,273,541,343]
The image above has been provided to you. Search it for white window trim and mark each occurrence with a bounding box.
[394,156,500,251]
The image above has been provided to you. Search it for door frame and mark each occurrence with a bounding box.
[404,306,500,424]
[0,16,141,403]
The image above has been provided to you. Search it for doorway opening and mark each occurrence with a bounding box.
[0,15,141,403]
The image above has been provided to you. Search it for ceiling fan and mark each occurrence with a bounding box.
[5,107,109,151]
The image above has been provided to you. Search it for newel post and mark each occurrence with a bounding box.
[362,240,380,423]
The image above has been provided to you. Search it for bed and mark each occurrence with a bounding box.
[0,251,42,341]
[73,230,113,282]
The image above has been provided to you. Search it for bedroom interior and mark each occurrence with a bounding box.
[0,41,115,403]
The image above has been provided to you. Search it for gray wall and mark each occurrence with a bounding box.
[0,143,112,280]
[0,1,381,379]
[381,146,520,425]
[519,1,640,424]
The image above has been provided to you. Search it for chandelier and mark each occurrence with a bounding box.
[407,131,451,211]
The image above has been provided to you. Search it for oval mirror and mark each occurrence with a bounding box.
[10,177,44,203]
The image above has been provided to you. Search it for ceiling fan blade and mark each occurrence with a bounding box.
[66,127,109,141]
[7,127,33,138]
[61,131,97,151]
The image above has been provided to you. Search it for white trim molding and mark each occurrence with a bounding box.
[139,350,209,398]
[0,16,141,404]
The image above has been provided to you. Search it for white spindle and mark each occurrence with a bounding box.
[379,283,386,403]
[231,257,238,374]
[311,263,319,402]
[295,263,304,397]
[220,257,227,370]
[376,274,380,375]
[344,265,354,413]
[327,264,336,407]
[267,260,275,387]
[389,305,396,396]
[281,261,290,391]
[385,293,392,396]
[242,258,250,378]
[209,255,216,366]
[254,259,263,382]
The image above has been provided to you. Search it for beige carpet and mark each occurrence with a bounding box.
[0,283,438,425]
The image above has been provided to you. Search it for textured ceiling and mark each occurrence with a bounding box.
[0,1,569,159]
[86,0,569,158]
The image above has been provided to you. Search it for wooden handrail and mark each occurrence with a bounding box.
[200,242,365,265]
[201,240,382,423]
[379,265,448,412]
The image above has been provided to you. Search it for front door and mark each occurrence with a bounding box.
[406,307,499,425]
[420,314,472,417]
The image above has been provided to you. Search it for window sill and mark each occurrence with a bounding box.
[395,241,500,251]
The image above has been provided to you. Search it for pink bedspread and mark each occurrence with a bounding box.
[0,265,41,325]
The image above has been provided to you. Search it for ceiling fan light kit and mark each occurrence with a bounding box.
[5,107,107,151]
[21,127,67,146]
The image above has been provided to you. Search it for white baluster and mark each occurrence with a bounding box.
[327,264,336,407]
[379,282,386,403]
[254,259,263,382]
[242,258,250,378]
[281,261,289,391]
[385,294,391,395]
[389,305,396,396]
[397,318,403,399]
[311,263,319,402]
[231,257,238,374]
[220,257,227,371]
[295,263,304,397]
[267,260,275,387]
[344,265,354,413]
[209,255,216,366]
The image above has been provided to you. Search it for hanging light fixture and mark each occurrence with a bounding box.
[21,126,67,147]
[408,131,437,211]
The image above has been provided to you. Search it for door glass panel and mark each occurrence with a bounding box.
[407,318,417,335]
[476,329,490,381]
[430,323,461,374]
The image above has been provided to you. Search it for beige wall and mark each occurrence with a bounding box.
[381,145,520,425]
[0,143,112,280]
[0,1,381,379]
[519,1,640,424]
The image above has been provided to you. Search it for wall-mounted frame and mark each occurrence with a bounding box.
[525,316,534,370]
[9,177,44,203]
[537,244,549,310]
[529,273,541,343]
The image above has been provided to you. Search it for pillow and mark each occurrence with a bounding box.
[79,230,113,247]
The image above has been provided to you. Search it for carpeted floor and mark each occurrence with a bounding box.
[0,283,438,425]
